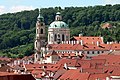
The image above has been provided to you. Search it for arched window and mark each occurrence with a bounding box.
[49,34,50,42]
[36,54,37,59]
[41,23,43,26]
[40,28,43,34]
[36,42,37,48]
[54,34,57,41]
[62,34,65,41]
[37,29,39,34]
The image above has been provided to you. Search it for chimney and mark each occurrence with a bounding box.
[66,41,68,44]
[76,51,78,56]
[62,41,63,44]
[92,42,94,44]
[64,63,68,70]
[110,42,112,44]
[101,37,104,44]
[77,41,79,44]
[106,77,110,80]
[80,67,83,73]
[69,41,71,44]
[71,41,74,45]
[74,41,76,44]
[97,41,99,46]
[80,40,83,45]
[79,34,83,37]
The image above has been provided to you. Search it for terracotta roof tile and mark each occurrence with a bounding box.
[59,69,90,80]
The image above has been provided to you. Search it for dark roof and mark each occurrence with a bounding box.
[0,73,35,80]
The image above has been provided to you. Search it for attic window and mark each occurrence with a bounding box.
[55,66,58,68]
[104,70,108,73]
[55,25,57,27]
[40,73,42,74]
[44,66,47,68]
[51,66,54,68]
[110,70,113,74]
[78,63,81,65]
[33,67,36,68]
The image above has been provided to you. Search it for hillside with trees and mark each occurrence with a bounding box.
[0,4,120,58]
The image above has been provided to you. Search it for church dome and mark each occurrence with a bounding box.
[49,21,68,28]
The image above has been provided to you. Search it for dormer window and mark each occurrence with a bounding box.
[55,25,57,27]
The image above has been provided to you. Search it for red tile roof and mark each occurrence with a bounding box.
[46,64,63,72]
[59,69,90,80]
[73,36,103,44]
[92,55,120,66]
[48,43,120,51]
[89,73,109,80]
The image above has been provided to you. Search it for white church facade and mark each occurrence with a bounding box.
[48,12,70,44]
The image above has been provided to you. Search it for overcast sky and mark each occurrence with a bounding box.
[0,0,120,15]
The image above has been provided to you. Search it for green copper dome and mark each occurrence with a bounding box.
[49,21,68,28]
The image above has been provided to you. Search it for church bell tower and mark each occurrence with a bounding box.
[34,9,46,63]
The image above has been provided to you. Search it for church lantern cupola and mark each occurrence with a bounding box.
[55,12,62,21]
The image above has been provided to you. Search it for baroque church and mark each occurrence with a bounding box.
[34,9,70,63]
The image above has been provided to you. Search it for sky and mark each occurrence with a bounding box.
[0,0,120,15]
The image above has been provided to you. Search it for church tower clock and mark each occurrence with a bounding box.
[34,9,46,63]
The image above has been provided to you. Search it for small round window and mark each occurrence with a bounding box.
[55,25,57,27]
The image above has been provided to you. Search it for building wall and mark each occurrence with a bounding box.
[48,28,70,44]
